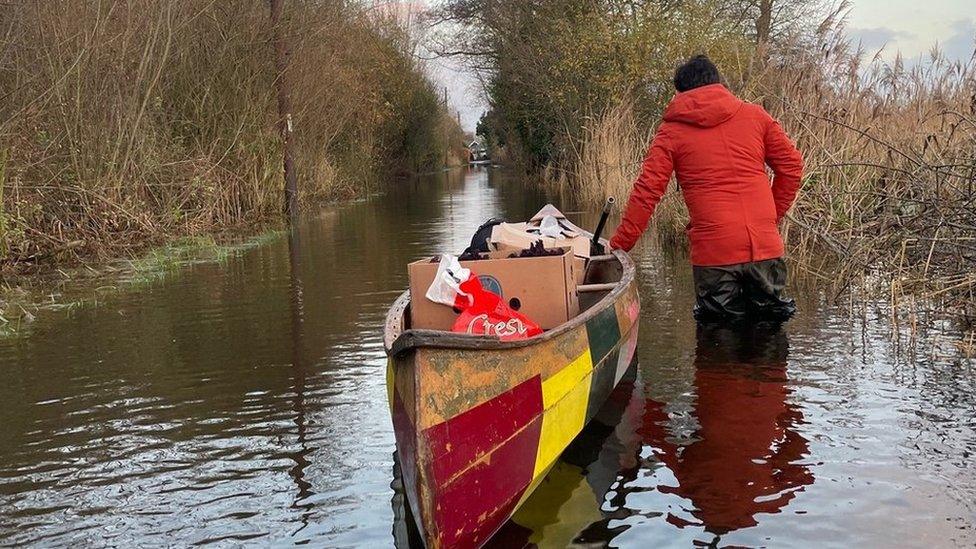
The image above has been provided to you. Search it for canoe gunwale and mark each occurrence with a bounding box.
[384,249,635,357]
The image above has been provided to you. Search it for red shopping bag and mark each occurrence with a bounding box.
[451,275,542,341]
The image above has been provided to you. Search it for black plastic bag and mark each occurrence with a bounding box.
[460,218,505,259]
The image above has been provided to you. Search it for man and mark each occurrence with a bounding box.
[609,55,803,321]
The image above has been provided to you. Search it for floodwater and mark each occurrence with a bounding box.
[1,168,973,548]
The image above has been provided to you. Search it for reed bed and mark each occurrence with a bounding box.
[753,35,975,317]
[563,26,976,318]
[958,331,976,358]
[569,100,691,247]
[0,1,461,270]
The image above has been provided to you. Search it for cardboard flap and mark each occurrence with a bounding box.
[490,222,590,259]
[528,204,589,239]
[529,204,566,222]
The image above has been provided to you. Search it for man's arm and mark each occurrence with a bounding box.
[763,113,804,221]
[609,129,674,251]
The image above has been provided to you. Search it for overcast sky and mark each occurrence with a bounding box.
[846,0,975,63]
[435,1,976,132]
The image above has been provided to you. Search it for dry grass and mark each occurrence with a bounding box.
[0,1,459,270]
[572,101,647,206]
[562,21,976,318]
[746,30,976,316]
[957,331,976,358]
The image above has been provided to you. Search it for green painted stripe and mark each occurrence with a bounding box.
[585,346,619,422]
[584,305,622,422]
[585,305,621,366]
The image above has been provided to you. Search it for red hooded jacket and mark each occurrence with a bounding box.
[609,84,803,266]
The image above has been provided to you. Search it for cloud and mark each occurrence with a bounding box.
[847,26,916,52]
[940,18,976,62]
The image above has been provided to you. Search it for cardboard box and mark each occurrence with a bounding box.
[408,249,580,331]
[573,256,587,285]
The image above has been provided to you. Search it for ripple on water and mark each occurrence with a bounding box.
[0,168,974,547]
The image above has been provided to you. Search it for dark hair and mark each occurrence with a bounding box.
[673,55,721,92]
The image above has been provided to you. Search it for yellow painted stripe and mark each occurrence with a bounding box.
[541,348,593,407]
[532,349,593,479]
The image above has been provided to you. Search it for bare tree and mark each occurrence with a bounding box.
[716,0,834,45]
[756,0,773,44]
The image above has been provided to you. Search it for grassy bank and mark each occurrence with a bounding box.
[0,227,285,336]
[438,1,976,321]
[0,1,466,272]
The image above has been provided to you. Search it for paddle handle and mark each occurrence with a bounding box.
[590,197,615,250]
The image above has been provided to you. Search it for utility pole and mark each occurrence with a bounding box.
[443,86,449,169]
[270,0,299,221]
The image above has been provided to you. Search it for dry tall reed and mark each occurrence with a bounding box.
[566,24,976,317]
[569,99,691,246]
[748,32,976,315]
[0,1,460,268]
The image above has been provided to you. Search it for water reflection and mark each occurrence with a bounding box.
[390,453,424,548]
[287,229,314,534]
[642,323,813,538]
[0,167,973,547]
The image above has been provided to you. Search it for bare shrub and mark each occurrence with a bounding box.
[744,25,976,313]
[568,16,976,314]
[0,1,458,267]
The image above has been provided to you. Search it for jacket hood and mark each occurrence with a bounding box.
[663,84,743,128]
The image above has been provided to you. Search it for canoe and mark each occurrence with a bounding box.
[384,250,640,548]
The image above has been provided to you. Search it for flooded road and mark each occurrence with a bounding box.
[1,168,974,547]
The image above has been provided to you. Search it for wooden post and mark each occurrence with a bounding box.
[270,0,299,221]
[443,87,449,169]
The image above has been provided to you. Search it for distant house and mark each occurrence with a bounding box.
[467,138,488,162]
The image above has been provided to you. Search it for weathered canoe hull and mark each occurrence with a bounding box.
[386,252,639,548]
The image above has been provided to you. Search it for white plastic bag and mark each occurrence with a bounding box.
[425,254,474,309]
[538,215,563,238]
